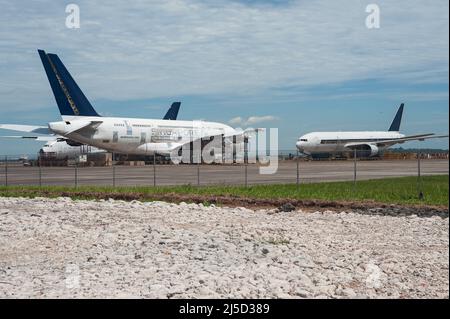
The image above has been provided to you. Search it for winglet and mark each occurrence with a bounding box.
[388,103,404,131]
[163,102,181,120]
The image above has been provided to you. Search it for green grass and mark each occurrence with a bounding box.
[0,175,448,206]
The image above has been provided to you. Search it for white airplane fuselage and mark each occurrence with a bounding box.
[49,117,237,155]
[40,139,105,159]
[296,131,405,155]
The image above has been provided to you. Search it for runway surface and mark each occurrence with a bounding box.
[0,159,448,187]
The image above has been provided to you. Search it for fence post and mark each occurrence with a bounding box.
[417,151,423,200]
[244,163,248,187]
[353,148,357,191]
[74,161,78,188]
[38,154,42,187]
[233,136,237,164]
[221,134,225,164]
[112,152,116,187]
[197,149,201,186]
[153,154,156,187]
[5,155,8,187]
[255,131,259,163]
[296,149,300,189]
[244,137,248,187]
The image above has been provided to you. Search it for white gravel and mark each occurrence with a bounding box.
[0,196,448,299]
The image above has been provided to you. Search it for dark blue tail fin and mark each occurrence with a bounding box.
[38,49,100,117]
[388,103,404,131]
[163,102,181,120]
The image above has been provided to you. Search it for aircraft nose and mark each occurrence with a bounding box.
[48,121,66,135]
[296,141,304,152]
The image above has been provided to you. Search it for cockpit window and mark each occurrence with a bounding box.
[299,139,308,142]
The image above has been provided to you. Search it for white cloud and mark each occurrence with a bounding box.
[246,115,278,125]
[229,116,243,125]
[229,115,278,126]
[0,0,448,111]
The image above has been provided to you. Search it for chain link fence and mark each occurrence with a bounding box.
[0,151,448,198]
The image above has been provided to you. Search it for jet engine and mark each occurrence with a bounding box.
[352,144,379,157]
[367,144,379,157]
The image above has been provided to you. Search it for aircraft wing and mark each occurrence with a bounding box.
[65,120,103,134]
[344,133,448,149]
[0,135,58,142]
[166,128,263,153]
[0,124,51,135]
[202,128,264,143]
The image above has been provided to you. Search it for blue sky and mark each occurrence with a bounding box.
[0,0,448,155]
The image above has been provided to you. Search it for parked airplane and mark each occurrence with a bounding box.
[0,102,182,159]
[39,138,105,159]
[296,103,448,158]
[36,49,251,159]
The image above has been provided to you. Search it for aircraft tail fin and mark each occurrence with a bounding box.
[38,49,100,117]
[163,102,181,120]
[388,103,404,131]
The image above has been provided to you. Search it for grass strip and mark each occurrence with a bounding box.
[0,175,447,207]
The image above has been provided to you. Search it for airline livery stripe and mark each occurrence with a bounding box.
[45,54,80,116]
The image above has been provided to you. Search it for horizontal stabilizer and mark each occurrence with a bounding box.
[0,124,51,135]
[66,120,103,134]
[0,135,58,141]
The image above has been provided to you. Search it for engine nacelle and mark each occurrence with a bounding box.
[368,144,379,157]
[351,144,379,157]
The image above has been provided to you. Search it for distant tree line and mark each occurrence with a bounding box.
[389,148,449,154]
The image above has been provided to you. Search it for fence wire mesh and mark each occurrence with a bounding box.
[0,151,448,202]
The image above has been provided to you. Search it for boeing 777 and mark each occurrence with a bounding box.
[296,104,448,158]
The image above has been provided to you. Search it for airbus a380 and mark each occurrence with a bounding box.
[0,102,182,159]
[296,104,448,158]
[31,50,249,158]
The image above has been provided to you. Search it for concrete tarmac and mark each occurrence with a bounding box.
[0,159,448,187]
